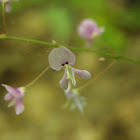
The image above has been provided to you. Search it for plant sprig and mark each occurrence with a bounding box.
[0,36,140,64]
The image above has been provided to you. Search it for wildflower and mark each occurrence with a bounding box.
[48,47,91,90]
[64,83,86,113]
[2,84,25,115]
[78,19,104,48]
[0,0,19,13]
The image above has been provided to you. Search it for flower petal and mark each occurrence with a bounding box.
[2,84,21,98]
[48,47,76,71]
[74,97,84,113]
[78,19,105,44]
[71,67,91,80]
[78,19,97,40]
[4,93,14,101]
[59,71,69,90]
[64,83,74,99]
[64,86,86,113]
[64,82,71,93]
[8,98,16,108]
[15,99,25,115]
[17,87,25,98]
[5,1,11,13]
[74,96,86,114]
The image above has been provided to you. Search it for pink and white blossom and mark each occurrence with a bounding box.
[48,47,91,90]
[2,84,25,115]
[0,0,19,12]
[78,19,105,48]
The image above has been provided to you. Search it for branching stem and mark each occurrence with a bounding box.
[0,36,140,64]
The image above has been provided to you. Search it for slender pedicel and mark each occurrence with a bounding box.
[76,60,116,91]
[25,66,50,88]
[97,38,115,54]
[1,65,50,115]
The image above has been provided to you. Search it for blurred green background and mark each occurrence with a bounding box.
[0,0,140,140]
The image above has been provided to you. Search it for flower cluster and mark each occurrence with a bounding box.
[2,46,91,114]
[0,0,19,12]
[64,83,86,113]
[2,19,100,114]
[78,19,104,48]
[48,46,91,112]
[48,47,91,90]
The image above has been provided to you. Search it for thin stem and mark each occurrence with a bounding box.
[76,60,116,91]
[25,65,50,88]
[2,0,7,33]
[98,38,115,54]
[0,36,140,63]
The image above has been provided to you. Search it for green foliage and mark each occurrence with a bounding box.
[42,7,73,42]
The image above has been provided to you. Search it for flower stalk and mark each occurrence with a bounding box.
[0,36,139,64]
[25,66,50,88]
[76,60,116,91]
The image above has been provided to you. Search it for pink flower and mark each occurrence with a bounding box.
[0,0,19,13]
[2,84,25,115]
[78,19,105,48]
[48,47,91,90]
